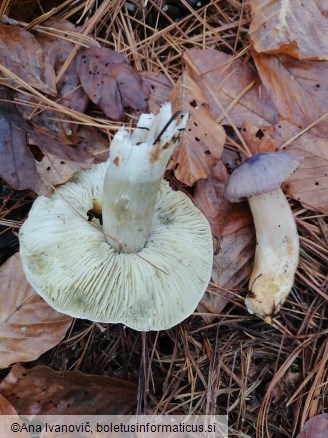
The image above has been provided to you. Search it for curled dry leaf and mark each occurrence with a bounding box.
[76,46,149,120]
[253,50,328,137]
[0,253,73,369]
[0,364,137,415]
[183,48,278,128]
[297,414,328,438]
[168,70,225,186]
[248,0,328,60]
[0,23,56,94]
[240,119,328,214]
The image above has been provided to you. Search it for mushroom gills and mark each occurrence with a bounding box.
[246,188,299,322]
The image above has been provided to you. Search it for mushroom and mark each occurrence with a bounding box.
[224,152,303,322]
[19,103,213,331]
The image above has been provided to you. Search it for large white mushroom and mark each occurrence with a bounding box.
[224,152,303,322]
[19,103,213,331]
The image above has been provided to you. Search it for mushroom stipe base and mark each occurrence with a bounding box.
[19,162,213,331]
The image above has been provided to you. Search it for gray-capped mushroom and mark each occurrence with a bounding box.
[225,152,303,322]
[19,103,213,331]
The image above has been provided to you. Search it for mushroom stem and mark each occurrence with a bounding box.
[246,188,299,321]
[102,104,188,253]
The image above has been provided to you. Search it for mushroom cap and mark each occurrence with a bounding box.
[224,152,303,202]
[19,163,213,331]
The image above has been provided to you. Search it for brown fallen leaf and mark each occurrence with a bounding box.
[77,125,109,163]
[0,364,137,415]
[193,160,231,241]
[297,414,328,438]
[0,23,56,94]
[240,120,276,154]
[18,18,90,144]
[76,46,150,120]
[183,48,278,128]
[240,119,328,214]
[0,253,73,369]
[253,50,328,137]
[168,71,225,186]
[199,225,255,323]
[195,161,254,321]
[194,160,254,241]
[0,394,16,415]
[0,394,30,438]
[0,88,93,195]
[0,101,41,193]
[140,71,173,113]
[248,0,328,60]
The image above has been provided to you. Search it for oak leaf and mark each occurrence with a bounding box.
[0,253,73,368]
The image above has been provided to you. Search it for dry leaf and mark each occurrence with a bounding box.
[77,126,109,163]
[168,71,225,186]
[0,89,93,195]
[240,120,276,154]
[199,225,255,323]
[0,394,16,415]
[140,71,173,113]
[195,161,254,321]
[297,414,328,438]
[248,0,328,60]
[0,394,30,438]
[194,160,253,241]
[0,364,137,415]
[271,121,328,213]
[0,102,41,192]
[33,148,91,193]
[193,160,230,241]
[0,253,73,368]
[0,23,56,94]
[76,46,149,120]
[253,51,328,137]
[23,18,89,144]
[193,158,254,321]
[239,119,328,213]
[212,225,255,296]
[183,48,278,128]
